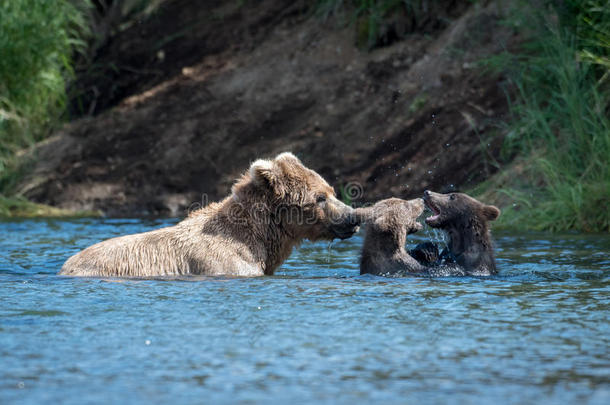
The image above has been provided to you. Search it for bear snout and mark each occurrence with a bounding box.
[423,190,441,201]
[329,210,360,239]
[346,212,361,227]
[331,224,359,240]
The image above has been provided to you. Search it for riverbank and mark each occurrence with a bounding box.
[5,0,514,217]
[1,0,607,231]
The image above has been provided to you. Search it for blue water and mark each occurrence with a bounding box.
[1,218,609,404]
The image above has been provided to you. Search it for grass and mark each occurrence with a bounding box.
[0,0,90,216]
[315,0,451,49]
[0,0,89,160]
[408,93,428,114]
[0,196,101,218]
[1,0,607,229]
[476,1,609,232]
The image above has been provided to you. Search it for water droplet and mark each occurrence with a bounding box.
[427,170,433,174]
[327,241,334,263]
[145,340,151,345]
[446,143,450,147]
[257,306,261,310]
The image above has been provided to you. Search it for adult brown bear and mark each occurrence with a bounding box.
[60,152,359,277]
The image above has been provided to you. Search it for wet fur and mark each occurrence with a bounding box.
[424,191,500,275]
[354,198,425,276]
[60,153,358,277]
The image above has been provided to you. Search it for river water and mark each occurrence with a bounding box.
[1,218,609,404]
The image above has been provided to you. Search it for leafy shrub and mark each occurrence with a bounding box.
[0,0,89,176]
[315,0,459,49]
[481,0,609,232]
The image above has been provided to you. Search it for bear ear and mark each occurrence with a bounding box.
[274,152,301,164]
[249,159,287,197]
[373,213,396,232]
[373,215,388,230]
[249,159,277,187]
[482,204,501,221]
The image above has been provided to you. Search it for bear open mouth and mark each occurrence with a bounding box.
[424,200,441,224]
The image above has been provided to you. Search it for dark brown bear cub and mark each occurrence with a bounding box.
[354,198,426,275]
[423,190,501,275]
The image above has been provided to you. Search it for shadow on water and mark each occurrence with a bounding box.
[0,219,609,404]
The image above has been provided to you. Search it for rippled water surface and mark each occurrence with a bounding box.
[1,218,609,404]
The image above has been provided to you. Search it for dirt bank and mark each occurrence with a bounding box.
[18,0,516,216]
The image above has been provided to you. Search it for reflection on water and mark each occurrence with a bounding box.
[0,218,609,404]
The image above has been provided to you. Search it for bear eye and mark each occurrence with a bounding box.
[316,194,327,204]
[449,194,456,200]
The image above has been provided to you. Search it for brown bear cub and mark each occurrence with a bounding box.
[60,152,360,278]
[354,198,428,275]
[423,190,501,275]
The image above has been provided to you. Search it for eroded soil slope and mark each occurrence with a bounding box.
[19,0,516,216]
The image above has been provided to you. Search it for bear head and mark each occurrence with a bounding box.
[423,190,500,230]
[355,198,424,246]
[234,152,359,241]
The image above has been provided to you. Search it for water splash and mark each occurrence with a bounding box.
[421,224,448,251]
[326,241,334,264]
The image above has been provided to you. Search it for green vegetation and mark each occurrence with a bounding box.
[315,0,448,48]
[408,93,428,114]
[0,0,90,215]
[0,195,101,218]
[478,0,609,232]
[1,0,608,230]
[0,0,89,162]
